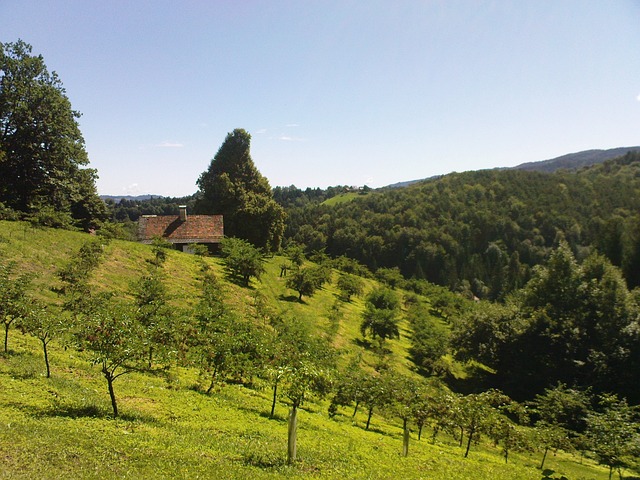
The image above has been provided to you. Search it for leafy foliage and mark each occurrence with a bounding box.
[196,128,285,252]
[0,259,33,352]
[74,296,145,417]
[452,243,640,403]
[278,152,640,295]
[360,287,401,346]
[0,40,107,230]
[220,237,265,287]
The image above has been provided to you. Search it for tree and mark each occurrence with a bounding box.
[386,374,426,457]
[75,296,144,417]
[360,287,401,347]
[586,393,639,480]
[285,265,326,301]
[196,128,285,252]
[271,322,335,464]
[336,273,364,302]
[407,302,449,375]
[531,383,591,469]
[453,389,510,458]
[129,268,172,369]
[0,260,32,353]
[0,40,107,229]
[359,368,396,431]
[54,238,106,314]
[220,237,265,287]
[20,302,66,378]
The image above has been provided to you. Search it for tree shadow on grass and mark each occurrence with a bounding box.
[6,400,157,423]
[241,450,287,469]
[278,293,303,303]
[223,272,257,290]
[352,337,392,356]
[258,411,287,423]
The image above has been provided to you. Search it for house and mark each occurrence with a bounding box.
[137,205,224,252]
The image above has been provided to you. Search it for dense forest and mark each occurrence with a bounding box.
[277,152,640,299]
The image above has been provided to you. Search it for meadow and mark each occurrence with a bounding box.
[0,221,620,479]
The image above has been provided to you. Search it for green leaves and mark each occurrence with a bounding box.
[196,128,285,252]
[220,237,265,287]
[0,40,107,229]
[360,287,401,346]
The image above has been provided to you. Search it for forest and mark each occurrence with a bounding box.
[2,39,640,478]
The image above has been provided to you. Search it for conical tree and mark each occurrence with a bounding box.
[196,129,285,252]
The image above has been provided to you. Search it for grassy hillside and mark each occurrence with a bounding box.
[0,221,621,479]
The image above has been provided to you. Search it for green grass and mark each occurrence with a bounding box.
[1,335,614,480]
[321,192,364,206]
[0,220,625,479]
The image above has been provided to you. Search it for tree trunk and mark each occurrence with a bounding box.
[402,418,410,457]
[4,323,9,353]
[105,372,118,417]
[148,346,153,370]
[464,428,474,458]
[431,426,440,444]
[459,426,464,447]
[540,446,549,470]
[287,403,298,464]
[417,422,423,441]
[366,406,374,430]
[352,401,359,418]
[206,366,218,394]
[42,339,50,378]
[270,381,278,418]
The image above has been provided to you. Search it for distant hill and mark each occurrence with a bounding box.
[512,146,640,173]
[384,146,640,189]
[100,194,159,202]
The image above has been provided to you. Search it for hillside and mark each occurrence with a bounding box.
[512,146,640,173]
[282,152,640,296]
[0,221,627,479]
[383,146,640,188]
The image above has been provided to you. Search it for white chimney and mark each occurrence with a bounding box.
[179,205,187,222]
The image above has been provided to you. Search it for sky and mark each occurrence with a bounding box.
[2,1,640,197]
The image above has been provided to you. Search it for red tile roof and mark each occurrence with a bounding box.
[137,214,224,244]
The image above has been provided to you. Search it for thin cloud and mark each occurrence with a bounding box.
[285,123,300,127]
[256,128,267,134]
[278,135,305,142]
[156,141,184,148]
[637,93,640,101]
[123,183,141,195]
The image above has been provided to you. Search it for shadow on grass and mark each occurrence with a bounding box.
[278,293,303,303]
[223,272,256,290]
[6,399,158,423]
[242,451,287,469]
[352,338,392,356]
[258,411,287,423]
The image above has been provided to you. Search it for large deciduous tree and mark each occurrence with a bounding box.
[196,128,285,252]
[0,40,107,229]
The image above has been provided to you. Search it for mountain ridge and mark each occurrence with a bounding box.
[383,146,640,189]
[99,146,640,199]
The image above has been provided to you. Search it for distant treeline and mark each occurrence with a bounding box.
[104,195,198,222]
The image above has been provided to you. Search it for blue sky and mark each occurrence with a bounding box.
[3,1,639,196]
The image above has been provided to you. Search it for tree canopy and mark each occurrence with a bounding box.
[0,40,107,230]
[195,128,285,252]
